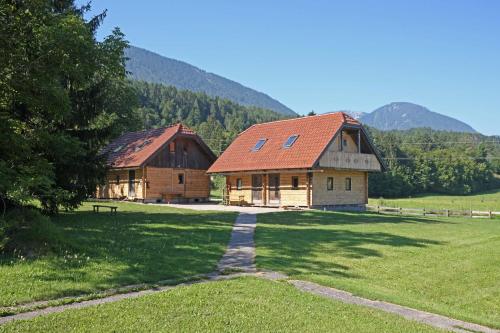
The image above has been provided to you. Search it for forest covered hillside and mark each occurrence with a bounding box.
[131,81,288,155]
[367,127,500,197]
[125,46,296,116]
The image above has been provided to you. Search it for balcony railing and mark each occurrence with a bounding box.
[318,151,381,171]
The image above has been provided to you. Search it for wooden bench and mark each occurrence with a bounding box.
[93,205,118,214]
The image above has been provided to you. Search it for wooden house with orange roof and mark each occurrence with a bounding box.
[97,124,216,203]
[207,112,385,210]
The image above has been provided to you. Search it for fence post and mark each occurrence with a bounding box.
[489,211,492,219]
[423,208,426,216]
[470,210,473,218]
[377,205,380,214]
[446,209,449,217]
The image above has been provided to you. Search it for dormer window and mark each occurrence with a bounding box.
[283,135,299,148]
[252,138,267,151]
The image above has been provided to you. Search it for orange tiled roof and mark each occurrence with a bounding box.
[102,124,199,168]
[207,112,361,173]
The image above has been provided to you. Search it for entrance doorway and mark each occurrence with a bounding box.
[251,174,263,204]
[128,170,136,197]
[268,174,280,205]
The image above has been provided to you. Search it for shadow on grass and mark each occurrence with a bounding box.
[256,211,444,279]
[269,210,455,227]
[0,208,236,301]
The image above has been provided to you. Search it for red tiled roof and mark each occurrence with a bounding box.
[102,124,198,168]
[207,112,361,173]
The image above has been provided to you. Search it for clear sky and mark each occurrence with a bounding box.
[84,0,500,135]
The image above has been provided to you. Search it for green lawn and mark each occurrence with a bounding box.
[0,202,236,307]
[369,189,500,211]
[0,277,441,333]
[256,211,500,328]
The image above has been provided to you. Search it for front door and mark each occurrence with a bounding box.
[251,174,263,204]
[128,170,135,197]
[268,174,280,205]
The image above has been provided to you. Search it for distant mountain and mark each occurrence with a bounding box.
[125,46,296,116]
[359,102,476,133]
[344,111,367,120]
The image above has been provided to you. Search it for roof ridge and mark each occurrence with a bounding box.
[176,123,197,135]
[250,112,346,127]
[117,123,179,137]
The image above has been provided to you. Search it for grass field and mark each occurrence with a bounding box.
[256,211,500,328]
[369,189,500,211]
[0,277,441,333]
[0,202,236,307]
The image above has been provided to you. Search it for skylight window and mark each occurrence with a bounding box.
[283,135,299,148]
[252,138,267,151]
[113,145,124,153]
[134,139,152,152]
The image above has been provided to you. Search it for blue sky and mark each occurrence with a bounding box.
[84,0,500,135]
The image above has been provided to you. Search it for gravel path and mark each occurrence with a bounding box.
[217,213,257,272]
[290,280,498,333]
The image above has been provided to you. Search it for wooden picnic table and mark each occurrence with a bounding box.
[93,204,118,214]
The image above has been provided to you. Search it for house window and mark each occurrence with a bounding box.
[345,177,352,191]
[343,139,348,148]
[169,142,175,152]
[327,177,334,191]
[283,135,299,148]
[116,175,120,185]
[252,138,267,151]
[236,178,242,190]
[291,176,299,189]
[178,174,184,184]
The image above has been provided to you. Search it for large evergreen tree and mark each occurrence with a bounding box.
[0,0,138,213]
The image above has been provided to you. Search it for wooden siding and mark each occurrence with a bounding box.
[185,169,211,198]
[226,173,309,206]
[278,173,309,207]
[330,131,359,153]
[147,136,213,170]
[97,169,144,200]
[312,170,368,206]
[226,170,366,207]
[318,129,381,171]
[319,151,381,171]
[227,174,252,204]
[145,167,210,201]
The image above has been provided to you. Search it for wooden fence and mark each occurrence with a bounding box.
[366,205,500,219]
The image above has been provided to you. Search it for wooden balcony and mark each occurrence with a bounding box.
[318,151,381,171]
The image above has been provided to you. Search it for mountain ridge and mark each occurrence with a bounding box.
[344,102,476,133]
[125,46,296,116]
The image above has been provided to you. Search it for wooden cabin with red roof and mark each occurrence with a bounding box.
[207,112,385,210]
[96,124,216,203]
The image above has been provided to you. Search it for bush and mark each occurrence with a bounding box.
[0,220,7,251]
[210,175,226,198]
[0,208,65,256]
